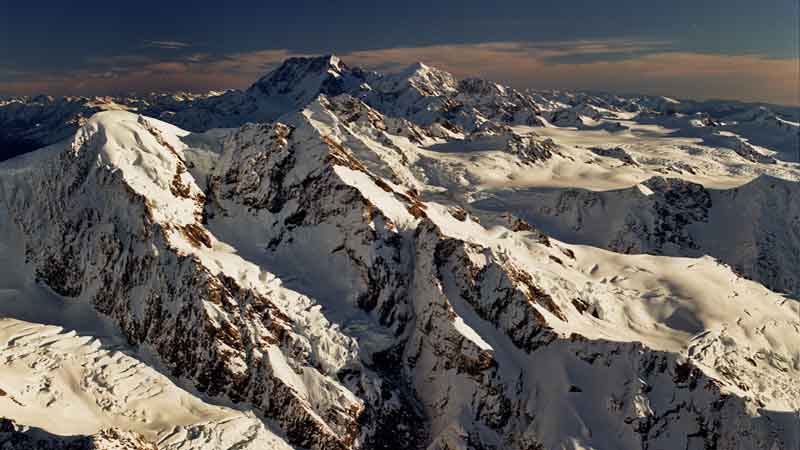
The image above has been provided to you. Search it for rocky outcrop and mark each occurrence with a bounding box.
[466,125,556,164]
[590,146,638,166]
[477,175,800,298]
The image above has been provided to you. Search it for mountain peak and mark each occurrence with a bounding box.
[285,53,346,73]
[248,55,349,94]
[326,53,343,68]
[245,54,365,119]
[398,60,443,78]
[408,61,429,71]
[377,61,457,97]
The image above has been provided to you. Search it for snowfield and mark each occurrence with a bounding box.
[0,55,798,450]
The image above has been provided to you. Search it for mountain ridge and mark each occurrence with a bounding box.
[2,54,797,161]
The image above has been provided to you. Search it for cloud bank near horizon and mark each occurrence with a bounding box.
[1,40,797,106]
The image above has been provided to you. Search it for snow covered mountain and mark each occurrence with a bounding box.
[0,55,799,450]
[4,54,796,162]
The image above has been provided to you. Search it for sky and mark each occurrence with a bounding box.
[1,0,798,105]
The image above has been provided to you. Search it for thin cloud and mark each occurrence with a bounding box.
[542,39,674,53]
[88,54,154,65]
[144,40,192,50]
[185,53,211,63]
[0,49,300,95]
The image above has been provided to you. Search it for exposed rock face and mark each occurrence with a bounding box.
[704,176,800,297]
[723,135,777,164]
[626,177,713,253]
[431,230,564,352]
[246,55,370,121]
[466,126,557,164]
[478,174,800,299]
[590,146,638,166]
[457,78,543,126]
[486,176,713,254]
[545,108,584,127]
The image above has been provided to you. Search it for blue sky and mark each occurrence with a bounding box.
[1,0,798,104]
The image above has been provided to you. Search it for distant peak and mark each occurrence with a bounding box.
[265,54,346,77]
[326,54,342,67]
[389,61,457,95]
[308,54,344,69]
[411,61,429,70]
[293,54,345,71]
[400,61,435,76]
[250,55,349,91]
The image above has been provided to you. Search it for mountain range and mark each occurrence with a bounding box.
[0,54,799,450]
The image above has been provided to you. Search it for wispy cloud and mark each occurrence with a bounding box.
[86,54,155,66]
[185,53,211,63]
[1,39,797,106]
[0,49,299,95]
[144,40,192,50]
